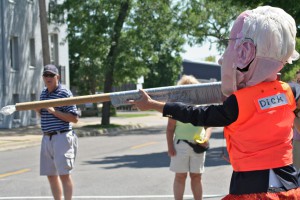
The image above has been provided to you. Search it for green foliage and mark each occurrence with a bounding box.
[53,0,300,125]
[55,0,190,94]
[114,0,187,87]
[181,0,245,51]
[55,0,300,90]
[281,38,300,82]
[116,113,153,118]
[56,0,208,124]
[54,0,243,92]
[205,56,216,63]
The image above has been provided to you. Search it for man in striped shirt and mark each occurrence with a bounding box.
[36,64,78,200]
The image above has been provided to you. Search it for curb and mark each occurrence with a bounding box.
[0,124,150,152]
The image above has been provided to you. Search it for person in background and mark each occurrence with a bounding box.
[166,75,212,200]
[129,6,300,199]
[36,64,79,200]
[293,70,300,169]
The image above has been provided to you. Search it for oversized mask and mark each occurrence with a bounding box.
[219,6,299,97]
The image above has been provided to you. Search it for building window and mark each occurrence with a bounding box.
[9,36,19,70]
[58,65,66,84]
[50,34,59,65]
[13,94,20,120]
[8,0,16,12]
[31,93,36,118]
[29,38,36,67]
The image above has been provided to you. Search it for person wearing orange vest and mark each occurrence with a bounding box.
[129,6,300,199]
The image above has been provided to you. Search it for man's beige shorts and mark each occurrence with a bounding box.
[40,130,78,176]
[170,140,205,173]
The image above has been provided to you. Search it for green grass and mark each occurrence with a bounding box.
[82,124,122,129]
[80,112,156,128]
[116,113,153,118]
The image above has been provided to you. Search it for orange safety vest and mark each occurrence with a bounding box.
[224,81,296,171]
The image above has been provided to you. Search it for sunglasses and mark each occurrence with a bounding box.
[219,37,254,46]
[43,73,56,78]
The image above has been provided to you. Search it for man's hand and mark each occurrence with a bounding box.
[128,89,165,112]
[168,145,176,157]
[45,107,56,114]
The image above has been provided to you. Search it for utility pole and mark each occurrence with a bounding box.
[39,0,50,65]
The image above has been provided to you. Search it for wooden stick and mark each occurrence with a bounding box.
[16,93,111,111]
[13,82,222,111]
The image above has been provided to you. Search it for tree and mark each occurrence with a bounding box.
[101,0,130,125]
[281,38,300,82]
[180,0,245,52]
[56,0,192,124]
[53,0,246,124]
[39,0,50,65]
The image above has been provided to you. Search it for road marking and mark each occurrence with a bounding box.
[0,194,226,199]
[0,168,30,179]
[130,142,158,149]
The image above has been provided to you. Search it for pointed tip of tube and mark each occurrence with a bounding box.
[0,105,16,115]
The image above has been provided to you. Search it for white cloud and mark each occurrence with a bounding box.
[181,42,222,63]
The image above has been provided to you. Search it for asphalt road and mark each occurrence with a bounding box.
[0,125,231,200]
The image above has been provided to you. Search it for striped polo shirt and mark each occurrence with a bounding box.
[40,84,78,133]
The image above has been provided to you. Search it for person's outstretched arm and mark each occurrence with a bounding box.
[128,89,165,112]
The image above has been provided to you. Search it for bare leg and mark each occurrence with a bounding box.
[47,175,62,200]
[190,173,202,200]
[174,173,187,200]
[60,174,73,200]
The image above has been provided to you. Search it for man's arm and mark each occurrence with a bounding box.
[166,118,176,157]
[46,107,78,123]
[204,127,213,141]
[129,89,238,127]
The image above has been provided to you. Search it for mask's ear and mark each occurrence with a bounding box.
[236,40,256,69]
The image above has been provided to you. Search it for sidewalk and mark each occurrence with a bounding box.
[0,111,167,152]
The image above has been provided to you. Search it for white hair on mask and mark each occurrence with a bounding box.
[240,6,299,64]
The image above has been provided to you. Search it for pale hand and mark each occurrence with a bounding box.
[128,89,154,111]
[128,89,165,113]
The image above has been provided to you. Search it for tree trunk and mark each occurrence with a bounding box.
[39,0,50,65]
[101,0,130,125]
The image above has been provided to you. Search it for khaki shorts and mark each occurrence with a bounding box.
[40,130,78,176]
[170,140,205,173]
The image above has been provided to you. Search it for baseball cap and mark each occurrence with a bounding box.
[43,64,59,75]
